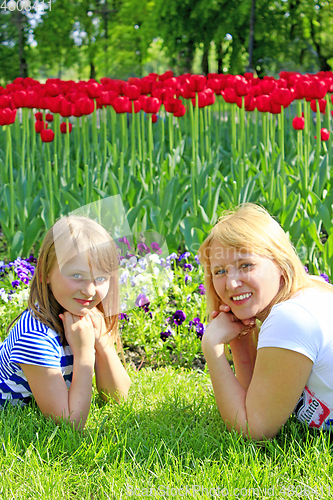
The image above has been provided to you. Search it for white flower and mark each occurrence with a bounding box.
[138,258,147,270]
[0,288,8,303]
[129,256,137,266]
[153,266,160,276]
[148,253,161,264]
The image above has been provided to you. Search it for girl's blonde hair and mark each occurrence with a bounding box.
[8,216,122,352]
[198,203,332,319]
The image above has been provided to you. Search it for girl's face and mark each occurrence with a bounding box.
[46,251,111,316]
[210,241,283,322]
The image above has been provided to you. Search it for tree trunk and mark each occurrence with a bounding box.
[90,61,96,80]
[246,0,255,72]
[202,42,209,75]
[217,39,224,74]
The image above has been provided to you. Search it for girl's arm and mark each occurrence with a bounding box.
[90,309,131,402]
[19,312,96,430]
[202,310,313,440]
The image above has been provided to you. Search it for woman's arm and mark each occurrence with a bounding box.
[202,311,313,440]
[19,312,96,430]
[229,327,259,390]
[89,309,131,402]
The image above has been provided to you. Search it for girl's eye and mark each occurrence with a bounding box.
[95,276,108,283]
[215,269,226,276]
[72,273,82,279]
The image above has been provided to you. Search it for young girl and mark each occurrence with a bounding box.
[199,203,333,440]
[0,216,131,429]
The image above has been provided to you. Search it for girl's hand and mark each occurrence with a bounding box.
[87,307,108,350]
[59,312,95,356]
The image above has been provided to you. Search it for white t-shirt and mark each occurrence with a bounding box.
[257,288,333,430]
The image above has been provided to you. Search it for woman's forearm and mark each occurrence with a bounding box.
[202,339,249,435]
[94,337,131,402]
[229,327,258,390]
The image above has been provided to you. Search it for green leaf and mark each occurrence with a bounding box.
[22,217,45,256]
[11,231,24,259]
[179,216,206,254]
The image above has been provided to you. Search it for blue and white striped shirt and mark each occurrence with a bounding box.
[0,309,73,406]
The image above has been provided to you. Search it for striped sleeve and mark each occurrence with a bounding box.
[10,329,62,369]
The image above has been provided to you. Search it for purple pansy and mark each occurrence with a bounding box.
[160,326,173,342]
[173,310,186,325]
[198,284,206,295]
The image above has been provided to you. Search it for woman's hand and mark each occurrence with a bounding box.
[204,304,256,347]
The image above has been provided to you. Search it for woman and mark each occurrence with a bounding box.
[199,203,333,440]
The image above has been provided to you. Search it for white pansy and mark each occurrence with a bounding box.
[153,266,160,276]
[148,253,161,264]
[129,256,137,266]
[120,269,130,283]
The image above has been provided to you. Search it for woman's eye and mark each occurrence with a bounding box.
[72,273,82,279]
[215,269,226,276]
[241,263,253,270]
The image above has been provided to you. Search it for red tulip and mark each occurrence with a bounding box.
[126,99,141,113]
[60,100,74,117]
[151,113,158,123]
[269,100,283,114]
[40,128,54,142]
[0,95,13,109]
[45,113,54,122]
[35,112,43,121]
[86,82,102,99]
[0,108,17,125]
[222,88,237,104]
[77,97,95,115]
[35,120,45,133]
[112,96,130,113]
[292,117,305,130]
[236,94,253,109]
[45,83,61,97]
[234,76,250,96]
[143,97,161,114]
[188,75,206,93]
[271,88,293,108]
[180,83,196,99]
[164,98,182,113]
[256,95,270,113]
[321,128,330,141]
[48,96,65,114]
[310,99,327,113]
[309,80,327,99]
[260,79,277,95]
[173,104,186,117]
[60,122,73,134]
[159,70,174,81]
[123,84,141,101]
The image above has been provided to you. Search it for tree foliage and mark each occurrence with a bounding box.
[0,0,333,82]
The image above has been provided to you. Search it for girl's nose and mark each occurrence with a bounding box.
[81,280,96,297]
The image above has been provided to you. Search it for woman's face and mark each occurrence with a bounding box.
[46,251,111,316]
[209,241,283,322]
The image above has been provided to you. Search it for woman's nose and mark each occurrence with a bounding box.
[226,272,242,290]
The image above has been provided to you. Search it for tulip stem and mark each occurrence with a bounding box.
[168,112,173,152]
[199,107,204,163]
[136,111,142,162]
[6,126,15,235]
[148,117,154,193]
[131,101,136,176]
[66,117,70,182]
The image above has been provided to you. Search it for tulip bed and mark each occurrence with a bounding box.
[2,70,333,499]
[1,70,333,280]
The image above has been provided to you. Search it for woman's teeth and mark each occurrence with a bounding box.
[232,293,252,301]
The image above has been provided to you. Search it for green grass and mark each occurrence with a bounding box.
[0,366,332,499]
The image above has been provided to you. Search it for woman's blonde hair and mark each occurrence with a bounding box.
[198,203,332,319]
[8,216,122,352]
